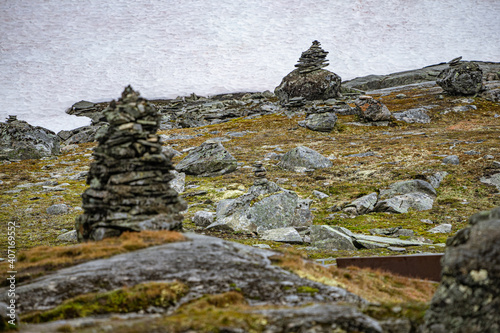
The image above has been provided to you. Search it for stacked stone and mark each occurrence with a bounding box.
[6,115,17,123]
[294,40,329,74]
[75,86,187,241]
[253,161,267,185]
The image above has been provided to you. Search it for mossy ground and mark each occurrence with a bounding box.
[1,83,499,331]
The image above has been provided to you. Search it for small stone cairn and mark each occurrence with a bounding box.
[295,40,329,74]
[253,161,267,185]
[75,86,187,241]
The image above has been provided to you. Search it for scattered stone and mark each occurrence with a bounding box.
[426,171,448,188]
[387,246,407,253]
[56,230,78,242]
[192,211,214,228]
[260,227,303,243]
[346,151,378,158]
[310,225,357,250]
[278,146,332,171]
[442,155,460,165]
[353,97,391,122]
[352,234,424,247]
[480,173,500,192]
[75,86,187,241]
[369,227,414,237]
[421,219,434,225]
[422,206,500,332]
[275,41,341,103]
[428,224,452,234]
[46,204,69,215]
[0,116,60,160]
[175,141,237,177]
[374,192,435,213]
[212,181,313,233]
[344,192,378,215]
[304,112,338,132]
[252,244,271,249]
[437,60,483,95]
[392,108,431,124]
[313,190,329,199]
[169,170,186,194]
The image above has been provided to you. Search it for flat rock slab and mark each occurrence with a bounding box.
[352,234,424,247]
[260,227,303,243]
[2,234,362,314]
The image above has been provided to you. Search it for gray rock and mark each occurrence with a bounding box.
[374,192,435,213]
[354,97,391,122]
[422,206,500,332]
[313,190,329,199]
[437,61,484,95]
[260,227,303,243]
[258,304,383,333]
[58,125,102,145]
[175,141,237,177]
[0,117,60,160]
[442,155,460,165]
[56,230,77,242]
[275,41,341,103]
[352,234,424,247]
[46,204,69,215]
[212,181,313,233]
[426,171,449,188]
[379,179,437,199]
[392,108,431,124]
[355,240,389,249]
[310,225,357,250]
[387,246,407,252]
[0,233,362,314]
[304,112,337,132]
[480,173,500,192]
[192,211,214,228]
[252,244,271,249]
[278,146,332,171]
[169,170,186,194]
[369,227,414,237]
[345,192,378,215]
[428,224,452,234]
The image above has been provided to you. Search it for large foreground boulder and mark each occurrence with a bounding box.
[75,86,187,241]
[437,59,483,95]
[0,116,60,160]
[175,140,237,177]
[422,206,500,333]
[275,41,341,104]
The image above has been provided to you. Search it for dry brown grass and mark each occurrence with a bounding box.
[270,251,437,304]
[0,230,185,286]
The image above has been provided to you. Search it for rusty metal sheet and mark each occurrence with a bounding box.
[336,254,443,281]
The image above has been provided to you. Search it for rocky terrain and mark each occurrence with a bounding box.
[1,58,500,332]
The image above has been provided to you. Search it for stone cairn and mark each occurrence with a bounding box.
[6,115,17,123]
[294,40,329,74]
[253,161,267,186]
[76,86,187,241]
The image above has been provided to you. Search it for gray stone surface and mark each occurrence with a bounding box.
[313,190,329,199]
[56,230,77,242]
[480,173,500,192]
[212,181,313,233]
[175,141,237,177]
[437,61,484,95]
[374,192,435,213]
[0,117,60,160]
[0,233,363,314]
[428,223,452,234]
[278,146,332,171]
[442,155,460,165]
[260,227,303,243]
[427,171,449,188]
[46,204,69,215]
[344,192,378,215]
[422,206,500,333]
[169,170,186,194]
[379,180,437,199]
[310,225,357,250]
[304,112,338,132]
[354,97,391,122]
[352,234,424,247]
[392,108,431,124]
[192,210,214,228]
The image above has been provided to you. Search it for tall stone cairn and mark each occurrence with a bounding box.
[76,86,187,241]
[294,40,329,74]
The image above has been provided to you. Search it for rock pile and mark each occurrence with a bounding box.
[422,206,500,333]
[294,40,329,74]
[253,161,267,185]
[0,116,60,160]
[437,58,483,95]
[274,41,342,103]
[75,86,187,241]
